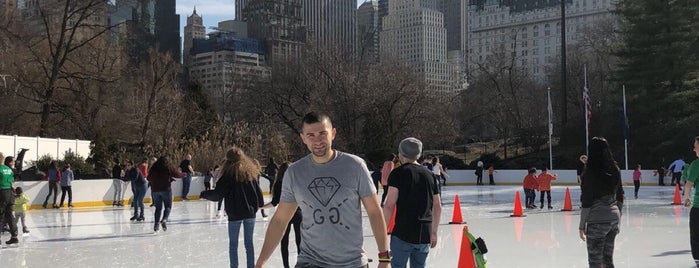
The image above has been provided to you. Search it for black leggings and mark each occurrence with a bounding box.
[381,185,388,205]
[281,212,302,268]
[633,180,640,197]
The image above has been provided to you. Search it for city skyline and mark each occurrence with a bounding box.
[177,0,367,37]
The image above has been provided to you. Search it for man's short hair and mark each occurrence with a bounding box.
[4,156,14,166]
[301,112,332,128]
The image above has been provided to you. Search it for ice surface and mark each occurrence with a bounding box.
[0,185,693,267]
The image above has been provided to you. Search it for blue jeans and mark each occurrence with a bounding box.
[152,191,172,223]
[390,236,429,268]
[182,172,192,198]
[228,218,255,268]
[132,184,147,216]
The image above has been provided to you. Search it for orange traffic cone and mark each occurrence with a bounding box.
[457,225,476,268]
[387,207,396,234]
[561,187,573,211]
[510,191,526,217]
[450,194,466,224]
[672,184,682,205]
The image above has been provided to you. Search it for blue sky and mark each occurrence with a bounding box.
[177,0,367,35]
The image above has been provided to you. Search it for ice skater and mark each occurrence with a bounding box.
[682,136,699,267]
[12,187,29,234]
[147,156,181,232]
[112,158,125,206]
[380,154,395,206]
[255,112,389,268]
[201,147,264,268]
[579,137,624,268]
[125,160,147,222]
[260,162,301,268]
[43,161,61,209]
[633,164,642,199]
[0,155,19,245]
[537,167,558,209]
[522,168,539,209]
[59,164,74,208]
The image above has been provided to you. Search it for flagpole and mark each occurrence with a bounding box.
[623,85,628,170]
[548,87,553,170]
[584,65,589,156]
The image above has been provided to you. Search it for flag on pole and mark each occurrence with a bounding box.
[583,86,592,131]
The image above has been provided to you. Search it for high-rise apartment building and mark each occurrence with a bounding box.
[467,0,616,78]
[381,0,457,95]
[189,31,268,116]
[302,0,356,57]
[184,7,206,68]
[242,0,306,64]
[357,0,379,64]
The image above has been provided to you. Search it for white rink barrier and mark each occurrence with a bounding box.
[13,169,661,209]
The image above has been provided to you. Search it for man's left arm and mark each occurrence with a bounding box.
[430,194,442,248]
[361,194,391,268]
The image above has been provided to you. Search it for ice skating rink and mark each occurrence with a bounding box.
[0,185,693,267]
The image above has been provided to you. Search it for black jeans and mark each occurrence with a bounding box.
[60,186,73,206]
[0,189,17,237]
[44,182,58,206]
[633,180,640,197]
[690,207,699,263]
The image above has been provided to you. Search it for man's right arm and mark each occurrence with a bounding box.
[256,201,298,268]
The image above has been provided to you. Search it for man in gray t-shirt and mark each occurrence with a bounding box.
[256,112,390,268]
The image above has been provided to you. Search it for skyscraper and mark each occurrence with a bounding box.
[381,0,457,95]
[183,7,206,68]
[236,0,253,21]
[302,0,356,57]
[243,0,306,64]
[154,0,180,62]
[357,0,379,64]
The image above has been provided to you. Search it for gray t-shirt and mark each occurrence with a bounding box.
[281,151,376,268]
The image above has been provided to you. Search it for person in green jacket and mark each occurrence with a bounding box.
[682,136,699,267]
[0,154,19,245]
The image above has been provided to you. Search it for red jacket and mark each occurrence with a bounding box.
[537,173,558,191]
[523,174,539,190]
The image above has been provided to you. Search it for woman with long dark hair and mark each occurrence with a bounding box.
[147,156,181,232]
[43,161,61,208]
[201,146,264,268]
[578,137,624,267]
[682,136,699,267]
[261,162,301,268]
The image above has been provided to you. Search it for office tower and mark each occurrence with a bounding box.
[243,0,305,64]
[381,0,457,95]
[357,0,379,64]
[184,7,206,68]
[302,0,355,57]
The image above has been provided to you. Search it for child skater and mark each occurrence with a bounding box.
[633,164,641,199]
[13,187,30,234]
[523,168,539,209]
[538,167,558,209]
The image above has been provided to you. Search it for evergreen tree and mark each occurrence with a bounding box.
[615,0,699,163]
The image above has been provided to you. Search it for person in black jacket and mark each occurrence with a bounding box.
[124,160,147,222]
[201,146,264,268]
[147,156,182,232]
[578,137,624,268]
[261,162,301,268]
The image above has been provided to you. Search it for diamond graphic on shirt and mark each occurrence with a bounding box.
[308,177,341,207]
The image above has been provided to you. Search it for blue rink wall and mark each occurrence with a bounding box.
[13,169,661,209]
